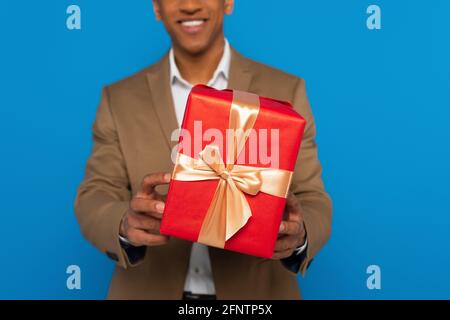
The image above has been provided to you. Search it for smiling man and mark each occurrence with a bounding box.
[75,0,332,300]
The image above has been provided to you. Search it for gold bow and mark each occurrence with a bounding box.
[172,90,293,248]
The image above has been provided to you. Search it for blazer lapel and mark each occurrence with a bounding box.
[228,47,253,92]
[146,53,179,151]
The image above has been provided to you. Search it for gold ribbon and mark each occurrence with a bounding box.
[172,90,293,248]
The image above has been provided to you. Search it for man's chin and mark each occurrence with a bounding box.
[176,39,214,56]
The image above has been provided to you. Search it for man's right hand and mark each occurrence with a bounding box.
[119,172,171,247]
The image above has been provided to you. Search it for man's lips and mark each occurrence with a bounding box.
[177,19,208,34]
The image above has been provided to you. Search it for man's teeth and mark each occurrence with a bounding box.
[181,20,204,27]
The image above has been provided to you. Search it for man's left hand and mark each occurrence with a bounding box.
[272,193,307,260]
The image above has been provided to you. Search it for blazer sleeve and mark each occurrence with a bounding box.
[74,87,145,269]
[289,78,333,275]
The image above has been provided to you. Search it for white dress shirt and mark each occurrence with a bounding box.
[167,39,307,295]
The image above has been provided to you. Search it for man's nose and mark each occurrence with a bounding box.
[179,0,203,14]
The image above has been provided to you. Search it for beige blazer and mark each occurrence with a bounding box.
[75,47,332,300]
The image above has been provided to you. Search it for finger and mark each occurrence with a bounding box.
[139,172,171,196]
[274,235,298,252]
[272,249,294,260]
[288,208,303,224]
[278,220,301,235]
[286,198,304,222]
[127,212,162,234]
[130,198,165,217]
[153,192,167,202]
[127,228,169,247]
[285,193,300,213]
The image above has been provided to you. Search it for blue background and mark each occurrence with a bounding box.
[1,0,449,299]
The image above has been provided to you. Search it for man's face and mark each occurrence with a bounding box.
[153,0,234,55]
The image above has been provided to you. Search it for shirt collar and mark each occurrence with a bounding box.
[169,39,231,87]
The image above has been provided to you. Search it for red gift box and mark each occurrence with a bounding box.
[160,85,306,258]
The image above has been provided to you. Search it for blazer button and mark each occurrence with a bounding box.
[106,251,119,262]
